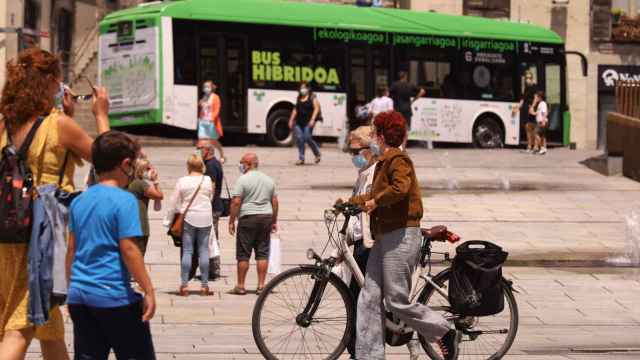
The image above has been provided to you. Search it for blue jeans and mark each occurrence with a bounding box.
[181,222,211,287]
[294,125,321,161]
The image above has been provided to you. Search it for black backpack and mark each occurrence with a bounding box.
[0,117,44,244]
[449,240,508,316]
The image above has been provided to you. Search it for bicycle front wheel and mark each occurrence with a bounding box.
[418,268,519,360]
[252,266,355,360]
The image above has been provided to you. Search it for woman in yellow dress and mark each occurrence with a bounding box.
[0,48,110,359]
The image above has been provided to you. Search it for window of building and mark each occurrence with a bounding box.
[463,0,510,19]
[24,0,39,30]
[612,0,640,16]
[57,9,73,81]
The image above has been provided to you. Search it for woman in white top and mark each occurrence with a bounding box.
[529,90,549,155]
[367,86,394,119]
[167,154,214,296]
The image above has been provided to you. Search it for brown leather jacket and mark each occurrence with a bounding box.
[350,147,423,236]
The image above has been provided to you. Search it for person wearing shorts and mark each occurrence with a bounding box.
[530,91,549,155]
[198,81,225,163]
[228,153,278,295]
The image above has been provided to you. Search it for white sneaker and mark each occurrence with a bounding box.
[538,147,547,155]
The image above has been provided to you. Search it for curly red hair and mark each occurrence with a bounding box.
[0,48,61,127]
[373,111,406,147]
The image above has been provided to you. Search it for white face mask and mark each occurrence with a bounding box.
[203,86,212,94]
[299,87,309,96]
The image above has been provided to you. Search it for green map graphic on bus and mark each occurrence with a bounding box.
[99,27,158,113]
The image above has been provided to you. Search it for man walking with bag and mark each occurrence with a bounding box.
[196,140,225,280]
[228,153,278,296]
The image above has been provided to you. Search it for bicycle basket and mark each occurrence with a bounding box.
[449,240,508,316]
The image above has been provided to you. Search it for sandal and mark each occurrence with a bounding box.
[228,286,247,295]
[178,286,189,297]
[200,287,212,296]
[255,287,265,296]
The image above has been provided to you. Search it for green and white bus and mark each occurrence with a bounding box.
[99,0,571,147]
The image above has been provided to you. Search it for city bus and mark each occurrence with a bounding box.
[98,0,569,148]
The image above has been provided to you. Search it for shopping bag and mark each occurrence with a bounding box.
[268,234,281,275]
[209,229,220,258]
[197,120,218,139]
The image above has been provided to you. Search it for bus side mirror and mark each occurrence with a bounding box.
[565,51,588,77]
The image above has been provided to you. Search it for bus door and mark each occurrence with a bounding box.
[541,62,563,144]
[221,36,247,132]
[197,34,247,132]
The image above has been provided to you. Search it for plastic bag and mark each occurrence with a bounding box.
[268,234,281,275]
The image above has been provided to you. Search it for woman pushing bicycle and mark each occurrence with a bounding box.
[347,111,461,360]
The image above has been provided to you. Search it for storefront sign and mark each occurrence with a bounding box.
[598,65,640,92]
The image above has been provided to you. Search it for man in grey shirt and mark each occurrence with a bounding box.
[228,153,278,295]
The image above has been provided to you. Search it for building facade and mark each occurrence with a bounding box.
[409,0,640,149]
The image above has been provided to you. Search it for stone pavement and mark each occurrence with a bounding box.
[27,146,640,359]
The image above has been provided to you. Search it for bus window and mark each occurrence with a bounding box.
[460,62,515,102]
[315,43,345,92]
[250,38,313,91]
[173,22,196,85]
[423,61,451,98]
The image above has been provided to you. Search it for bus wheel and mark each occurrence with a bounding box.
[267,109,294,147]
[473,116,504,149]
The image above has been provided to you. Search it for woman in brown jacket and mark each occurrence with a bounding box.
[348,111,460,360]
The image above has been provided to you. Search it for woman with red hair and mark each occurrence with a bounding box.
[349,111,460,360]
[0,47,110,359]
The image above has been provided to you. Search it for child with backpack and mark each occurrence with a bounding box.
[65,131,156,359]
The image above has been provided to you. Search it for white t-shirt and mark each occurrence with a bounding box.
[168,175,214,228]
[347,163,376,248]
[368,96,394,117]
[536,101,548,124]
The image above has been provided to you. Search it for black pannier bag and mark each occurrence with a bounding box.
[449,240,508,316]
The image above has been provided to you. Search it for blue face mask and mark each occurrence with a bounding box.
[238,163,246,174]
[369,142,382,156]
[54,82,65,110]
[352,154,368,169]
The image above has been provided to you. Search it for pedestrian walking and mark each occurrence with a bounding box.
[128,158,164,258]
[196,139,224,280]
[198,80,225,163]
[367,86,394,119]
[389,71,425,129]
[512,70,538,153]
[228,153,278,295]
[531,91,549,155]
[65,131,156,360]
[167,154,214,296]
[0,48,110,360]
[288,81,322,165]
[349,111,460,360]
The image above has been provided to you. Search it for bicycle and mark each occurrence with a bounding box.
[252,203,519,359]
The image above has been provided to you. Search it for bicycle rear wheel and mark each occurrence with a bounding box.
[418,269,519,360]
[252,266,354,360]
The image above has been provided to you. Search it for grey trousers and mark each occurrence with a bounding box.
[356,227,450,360]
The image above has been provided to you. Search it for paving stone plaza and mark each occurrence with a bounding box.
[29,146,640,359]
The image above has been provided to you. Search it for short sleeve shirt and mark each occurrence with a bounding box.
[68,184,142,305]
[390,81,419,114]
[232,170,276,218]
[128,179,151,236]
[536,101,548,124]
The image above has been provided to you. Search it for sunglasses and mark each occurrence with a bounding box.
[69,93,93,102]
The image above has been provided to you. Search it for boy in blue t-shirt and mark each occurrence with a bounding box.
[66,131,156,359]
